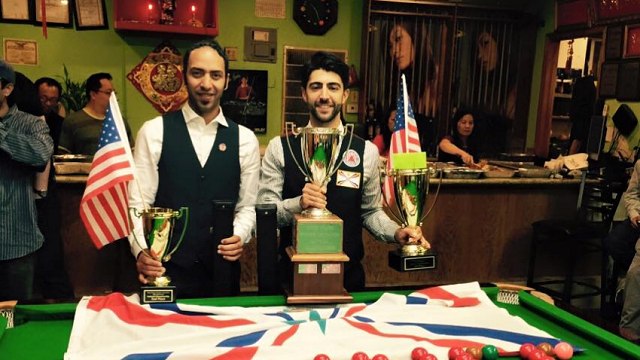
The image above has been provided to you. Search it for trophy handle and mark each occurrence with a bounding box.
[284,122,311,181]
[165,207,189,259]
[322,123,355,187]
[379,168,408,226]
[419,164,443,226]
[128,207,148,254]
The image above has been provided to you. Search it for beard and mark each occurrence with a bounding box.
[308,100,342,124]
[187,87,218,117]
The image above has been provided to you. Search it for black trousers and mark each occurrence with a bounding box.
[34,191,74,299]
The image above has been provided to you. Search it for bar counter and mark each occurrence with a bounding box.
[56,174,586,296]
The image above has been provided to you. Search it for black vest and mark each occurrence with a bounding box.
[281,133,366,291]
[155,111,240,270]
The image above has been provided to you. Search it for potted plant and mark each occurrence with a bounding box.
[59,65,86,113]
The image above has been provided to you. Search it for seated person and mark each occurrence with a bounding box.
[438,108,480,167]
[616,160,640,343]
[372,109,396,158]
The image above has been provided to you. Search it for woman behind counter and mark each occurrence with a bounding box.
[438,108,481,167]
[373,109,396,158]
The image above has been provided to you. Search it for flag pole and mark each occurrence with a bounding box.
[109,93,147,213]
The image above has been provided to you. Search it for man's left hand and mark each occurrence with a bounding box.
[394,226,431,249]
[218,235,244,261]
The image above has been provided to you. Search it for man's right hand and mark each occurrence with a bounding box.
[300,183,327,210]
[136,250,165,284]
[631,215,640,229]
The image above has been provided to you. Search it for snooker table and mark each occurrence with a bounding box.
[0,287,638,359]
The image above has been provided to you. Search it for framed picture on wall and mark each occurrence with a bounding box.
[221,69,268,134]
[33,0,72,27]
[605,26,624,60]
[3,38,37,65]
[599,62,618,98]
[616,60,640,101]
[0,0,32,23]
[74,0,107,30]
[624,24,640,58]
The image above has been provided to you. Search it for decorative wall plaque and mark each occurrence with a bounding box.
[127,41,187,114]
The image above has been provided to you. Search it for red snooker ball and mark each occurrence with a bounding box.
[528,348,547,360]
[448,346,465,359]
[519,343,535,359]
[411,347,429,360]
[454,354,475,360]
[352,352,370,360]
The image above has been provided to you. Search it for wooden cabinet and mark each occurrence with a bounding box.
[551,79,573,141]
[113,0,218,36]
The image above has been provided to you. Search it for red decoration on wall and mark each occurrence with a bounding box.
[556,0,591,28]
[595,0,640,22]
[626,25,640,57]
[127,41,188,113]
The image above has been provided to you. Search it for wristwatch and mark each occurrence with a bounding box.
[33,188,48,198]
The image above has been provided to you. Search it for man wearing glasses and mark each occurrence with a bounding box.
[59,72,133,155]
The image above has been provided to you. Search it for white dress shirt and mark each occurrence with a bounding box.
[128,104,260,257]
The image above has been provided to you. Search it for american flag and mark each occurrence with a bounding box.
[79,93,135,249]
[384,74,422,202]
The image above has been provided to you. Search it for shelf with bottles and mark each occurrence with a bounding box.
[113,0,218,36]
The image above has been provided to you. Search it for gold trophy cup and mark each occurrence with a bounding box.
[381,164,438,271]
[283,122,354,303]
[130,207,189,304]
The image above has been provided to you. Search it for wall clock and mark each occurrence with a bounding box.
[293,0,338,36]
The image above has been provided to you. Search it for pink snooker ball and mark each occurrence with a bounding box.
[554,342,574,359]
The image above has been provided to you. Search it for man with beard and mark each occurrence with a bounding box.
[128,39,260,298]
[258,52,429,291]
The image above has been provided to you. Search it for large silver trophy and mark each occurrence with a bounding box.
[129,207,189,304]
[381,163,439,271]
[286,122,354,217]
[283,122,354,304]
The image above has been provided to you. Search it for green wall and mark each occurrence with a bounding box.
[527,0,555,150]
[0,0,363,145]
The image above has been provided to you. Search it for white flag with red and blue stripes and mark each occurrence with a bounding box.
[64,282,568,360]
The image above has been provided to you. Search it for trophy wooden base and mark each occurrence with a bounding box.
[286,246,351,304]
[140,286,176,304]
[294,214,343,254]
[285,289,353,304]
[388,250,437,272]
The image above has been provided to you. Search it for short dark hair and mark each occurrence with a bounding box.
[85,72,112,99]
[300,51,349,89]
[35,77,62,96]
[8,72,43,116]
[182,39,228,82]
